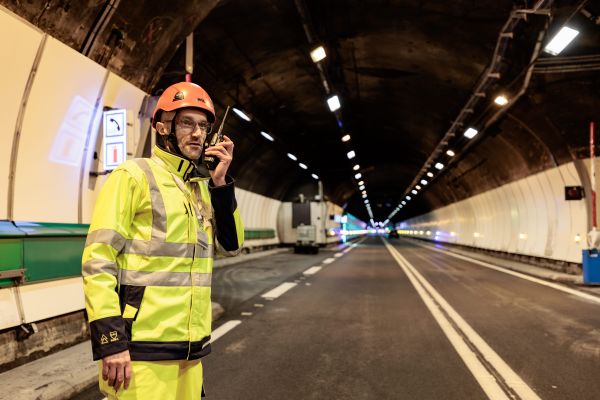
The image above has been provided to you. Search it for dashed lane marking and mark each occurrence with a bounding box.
[211,320,242,343]
[323,258,336,264]
[334,252,344,257]
[261,282,298,300]
[241,312,253,316]
[303,266,322,275]
[384,239,541,400]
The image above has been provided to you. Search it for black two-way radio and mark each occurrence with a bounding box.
[202,105,230,170]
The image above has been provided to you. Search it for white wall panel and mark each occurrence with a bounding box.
[19,277,84,324]
[561,163,586,261]
[0,8,43,219]
[13,36,105,222]
[525,174,547,257]
[81,72,147,223]
[537,172,557,258]
[402,161,588,263]
[0,287,22,330]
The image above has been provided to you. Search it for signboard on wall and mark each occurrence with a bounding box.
[103,109,127,170]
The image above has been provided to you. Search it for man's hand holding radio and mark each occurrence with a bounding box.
[206,135,234,186]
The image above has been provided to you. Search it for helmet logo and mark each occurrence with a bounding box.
[197,98,205,104]
[173,91,185,101]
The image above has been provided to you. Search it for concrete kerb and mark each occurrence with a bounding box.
[0,248,287,400]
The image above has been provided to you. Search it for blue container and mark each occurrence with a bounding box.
[582,249,600,284]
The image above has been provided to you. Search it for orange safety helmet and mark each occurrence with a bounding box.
[152,82,216,127]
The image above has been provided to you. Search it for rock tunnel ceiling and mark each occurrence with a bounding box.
[4,0,600,224]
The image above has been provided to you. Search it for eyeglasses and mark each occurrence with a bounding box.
[176,117,212,134]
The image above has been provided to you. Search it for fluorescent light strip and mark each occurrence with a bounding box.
[260,131,274,141]
[232,107,251,121]
[544,26,579,56]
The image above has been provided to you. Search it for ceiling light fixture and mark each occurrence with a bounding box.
[341,134,351,142]
[347,150,356,159]
[434,163,444,170]
[420,179,428,185]
[411,190,417,195]
[427,172,434,178]
[446,149,455,157]
[260,131,274,141]
[358,180,364,186]
[355,173,362,179]
[232,107,251,121]
[494,95,509,106]
[464,127,478,139]
[310,46,327,63]
[299,163,307,169]
[287,153,297,161]
[353,164,360,171]
[327,95,341,112]
[311,174,319,179]
[544,26,579,56]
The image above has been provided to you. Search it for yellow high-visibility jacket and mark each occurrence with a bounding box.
[82,145,244,361]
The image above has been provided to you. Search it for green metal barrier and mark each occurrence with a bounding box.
[0,221,89,287]
[0,221,276,287]
[0,221,26,287]
[244,229,276,240]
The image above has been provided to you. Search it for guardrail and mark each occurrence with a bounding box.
[0,221,276,287]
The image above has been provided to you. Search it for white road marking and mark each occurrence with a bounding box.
[334,252,344,257]
[323,257,336,264]
[211,320,242,343]
[413,241,600,305]
[254,303,264,308]
[303,266,322,275]
[241,312,253,316]
[343,248,352,253]
[261,282,297,299]
[305,282,311,286]
[384,240,541,400]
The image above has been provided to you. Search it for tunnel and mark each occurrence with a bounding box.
[1,1,600,399]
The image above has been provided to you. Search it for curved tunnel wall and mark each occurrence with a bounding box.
[400,161,588,264]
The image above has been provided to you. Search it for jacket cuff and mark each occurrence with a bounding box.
[208,175,235,190]
[90,316,129,360]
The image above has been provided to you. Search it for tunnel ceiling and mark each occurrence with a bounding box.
[4,0,600,225]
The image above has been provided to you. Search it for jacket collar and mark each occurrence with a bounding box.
[152,145,209,181]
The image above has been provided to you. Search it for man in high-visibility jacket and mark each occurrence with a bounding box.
[82,81,244,399]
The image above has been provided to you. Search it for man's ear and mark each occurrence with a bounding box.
[155,121,169,135]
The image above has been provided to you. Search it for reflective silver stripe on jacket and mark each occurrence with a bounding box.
[82,259,118,277]
[85,229,127,251]
[130,158,214,259]
[120,269,212,287]
[133,159,167,241]
[122,239,213,258]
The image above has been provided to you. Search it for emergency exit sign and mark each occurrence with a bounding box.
[103,109,127,170]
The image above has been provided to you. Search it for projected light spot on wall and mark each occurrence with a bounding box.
[48,96,93,167]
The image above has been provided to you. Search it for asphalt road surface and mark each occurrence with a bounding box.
[72,237,600,399]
